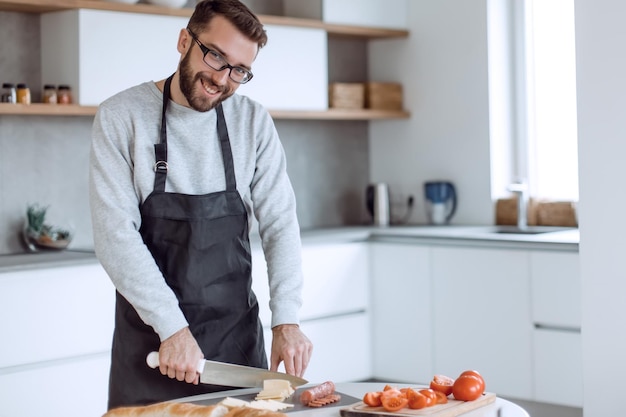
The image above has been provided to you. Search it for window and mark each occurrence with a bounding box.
[488,0,579,202]
[523,0,579,201]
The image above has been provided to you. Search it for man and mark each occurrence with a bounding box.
[89,0,312,409]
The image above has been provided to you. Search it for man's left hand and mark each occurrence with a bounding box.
[270,324,313,378]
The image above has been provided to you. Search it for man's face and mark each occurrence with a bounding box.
[178,15,258,112]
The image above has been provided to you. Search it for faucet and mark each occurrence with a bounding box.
[507,180,528,230]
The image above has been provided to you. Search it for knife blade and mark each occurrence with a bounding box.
[146,351,308,388]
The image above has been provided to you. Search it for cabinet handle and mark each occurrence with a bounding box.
[534,323,581,333]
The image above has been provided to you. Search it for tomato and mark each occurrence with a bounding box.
[459,370,486,392]
[418,389,437,407]
[363,391,382,407]
[452,375,484,401]
[381,392,409,412]
[383,384,398,392]
[434,391,448,404]
[381,388,404,400]
[429,374,455,396]
[405,388,428,410]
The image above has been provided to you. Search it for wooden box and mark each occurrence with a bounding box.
[536,201,578,227]
[365,82,403,110]
[329,83,365,109]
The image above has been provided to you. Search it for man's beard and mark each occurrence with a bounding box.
[178,51,234,112]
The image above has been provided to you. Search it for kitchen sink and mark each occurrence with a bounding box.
[487,225,572,235]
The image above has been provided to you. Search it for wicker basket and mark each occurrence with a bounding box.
[329,83,365,109]
[495,197,539,226]
[365,82,403,110]
[536,201,578,227]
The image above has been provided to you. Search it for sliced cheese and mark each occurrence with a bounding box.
[255,379,295,401]
[219,396,294,412]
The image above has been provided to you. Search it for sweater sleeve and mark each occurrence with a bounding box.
[89,103,188,341]
[249,110,304,328]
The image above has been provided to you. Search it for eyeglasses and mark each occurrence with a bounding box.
[187,28,254,84]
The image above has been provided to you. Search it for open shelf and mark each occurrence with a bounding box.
[0,103,410,120]
[0,0,409,39]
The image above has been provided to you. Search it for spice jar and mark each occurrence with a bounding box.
[42,84,57,104]
[16,83,31,104]
[57,85,73,104]
[1,83,17,103]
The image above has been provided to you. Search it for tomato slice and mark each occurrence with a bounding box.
[405,388,428,410]
[418,389,437,407]
[381,393,409,412]
[434,390,448,404]
[452,374,484,401]
[363,391,382,407]
[430,374,455,396]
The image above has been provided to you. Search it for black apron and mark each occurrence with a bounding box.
[108,76,267,409]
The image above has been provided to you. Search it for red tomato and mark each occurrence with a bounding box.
[429,374,455,396]
[405,388,428,410]
[452,375,484,401]
[363,391,382,407]
[418,389,437,407]
[383,384,398,392]
[381,392,409,412]
[434,391,448,404]
[459,370,486,392]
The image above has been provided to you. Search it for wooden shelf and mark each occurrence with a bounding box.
[0,0,409,39]
[0,103,98,116]
[0,103,410,120]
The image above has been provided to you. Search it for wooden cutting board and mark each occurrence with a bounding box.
[339,392,496,417]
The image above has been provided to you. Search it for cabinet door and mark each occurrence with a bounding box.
[431,247,532,399]
[533,328,583,407]
[530,251,581,328]
[252,242,369,326]
[0,263,115,368]
[0,353,110,417]
[370,242,432,384]
[263,312,371,383]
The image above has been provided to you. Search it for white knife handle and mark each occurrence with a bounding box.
[146,351,205,374]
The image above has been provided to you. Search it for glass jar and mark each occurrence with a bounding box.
[57,85,73,104]
[1,83,17,103]
[42,84,57,104]
[16,83,31,104]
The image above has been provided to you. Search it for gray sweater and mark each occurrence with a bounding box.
[89,81,303,341]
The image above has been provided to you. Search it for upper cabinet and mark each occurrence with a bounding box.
[0,0,410,120]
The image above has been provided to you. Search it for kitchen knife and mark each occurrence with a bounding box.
[146,352,308,388]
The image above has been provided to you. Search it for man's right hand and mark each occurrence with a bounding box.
[158,327,204,384]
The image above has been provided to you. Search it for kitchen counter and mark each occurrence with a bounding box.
[177,382,529,417]
[0,225,578,272]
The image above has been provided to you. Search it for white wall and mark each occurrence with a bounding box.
[575,1,626,416]
[368,0,494,225]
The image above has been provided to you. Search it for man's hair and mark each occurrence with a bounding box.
[188,0,268,49]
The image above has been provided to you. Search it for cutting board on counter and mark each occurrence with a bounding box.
[340,392,496,417]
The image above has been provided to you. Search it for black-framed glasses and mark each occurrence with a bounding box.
[187,28,254,84]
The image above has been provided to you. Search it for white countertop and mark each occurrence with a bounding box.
[178,382,529,417]
[0,224,578,272]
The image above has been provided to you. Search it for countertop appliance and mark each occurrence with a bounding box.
[366,183,390,226]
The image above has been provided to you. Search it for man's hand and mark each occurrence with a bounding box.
[158,327,204,384]
[270,324,313,378]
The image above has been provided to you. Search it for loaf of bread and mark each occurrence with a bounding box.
[103,402,289,417]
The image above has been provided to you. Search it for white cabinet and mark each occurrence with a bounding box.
[237,25,328,111]
[0,262,114,417]
[369,242,432,384]
[283,0,408,29]
[41,10,188,106]
[530,251,582,407]
[40,10,328,110]
[252,241,370,383]
[431,247,533,399]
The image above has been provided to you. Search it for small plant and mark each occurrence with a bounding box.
[25,204,72,248]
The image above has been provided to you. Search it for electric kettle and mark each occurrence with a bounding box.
[424,181,457,225]
[366,183,390,226]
